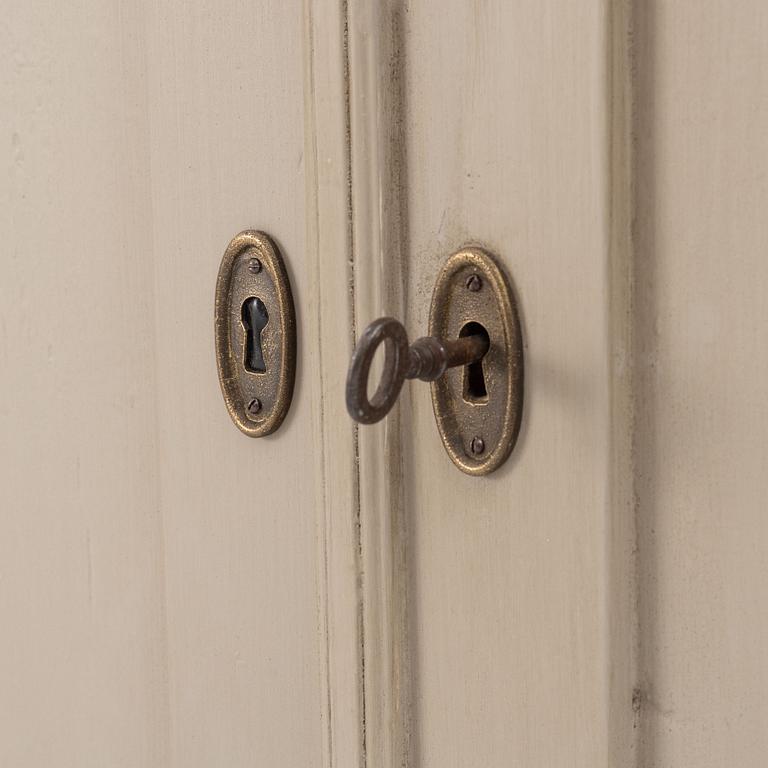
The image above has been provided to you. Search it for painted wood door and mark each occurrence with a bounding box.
[2,2,767,767]
[0,2,335,766]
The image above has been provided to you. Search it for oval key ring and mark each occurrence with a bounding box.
[346,317,410,424]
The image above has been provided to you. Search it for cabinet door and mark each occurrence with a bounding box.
[344,2,768,768]
[0,2,354,766]
[344,3,633,766]
[3,2,767,768]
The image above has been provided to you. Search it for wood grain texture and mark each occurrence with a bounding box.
[143,2,327,765]
[8,0,768,765]
[634,2,768,765]
[0,1,355,765]
[304,1,367,765]
[0,2,167,765]
[347,2,413,766]
[394,2,635,766]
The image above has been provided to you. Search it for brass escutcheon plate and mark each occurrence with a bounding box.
[429,247,524,475]
[214,230,296,437]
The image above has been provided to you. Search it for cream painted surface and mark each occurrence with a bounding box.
[389,3,635,766]
[0,1,344,766]
[346,3,414,766]
[635,2,768,765]
[4,1,768,767]
[143,2,328,766]
[0,3,166,764]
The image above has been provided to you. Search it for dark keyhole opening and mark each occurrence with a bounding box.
[459,321,489,403]
[241,297,269,373]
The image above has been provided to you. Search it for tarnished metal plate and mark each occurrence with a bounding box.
[429,247,524,475]
[214,231,296,437]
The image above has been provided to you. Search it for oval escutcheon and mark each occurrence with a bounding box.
[214,230,296,437]
[429,247,524,475]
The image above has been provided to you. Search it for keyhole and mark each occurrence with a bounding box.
[241,297,269,373]
[459,322,489,403]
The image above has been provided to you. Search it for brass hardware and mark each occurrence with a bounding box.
[430,247,523,475]
[345,246,523,476]
[215,230,296,437]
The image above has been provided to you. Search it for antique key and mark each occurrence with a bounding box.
[345,317,490,424]
[345,248,522,475]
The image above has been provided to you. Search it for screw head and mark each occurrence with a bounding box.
[466,274,482,292]
[246,398,262,420]
[470,436,485,456]
[247,257,262,274]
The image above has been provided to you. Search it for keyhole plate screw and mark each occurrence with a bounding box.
[246,398,262,420]
[466,274,483,292]
[470,436,485,455]
[247,257,263,274]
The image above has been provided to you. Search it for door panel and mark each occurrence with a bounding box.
[395,2,633,766]
[3,1,768,767]
[0,2,167,764]
[635,2,768,765]
[145,2,324,765]
[1,2,332,766]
